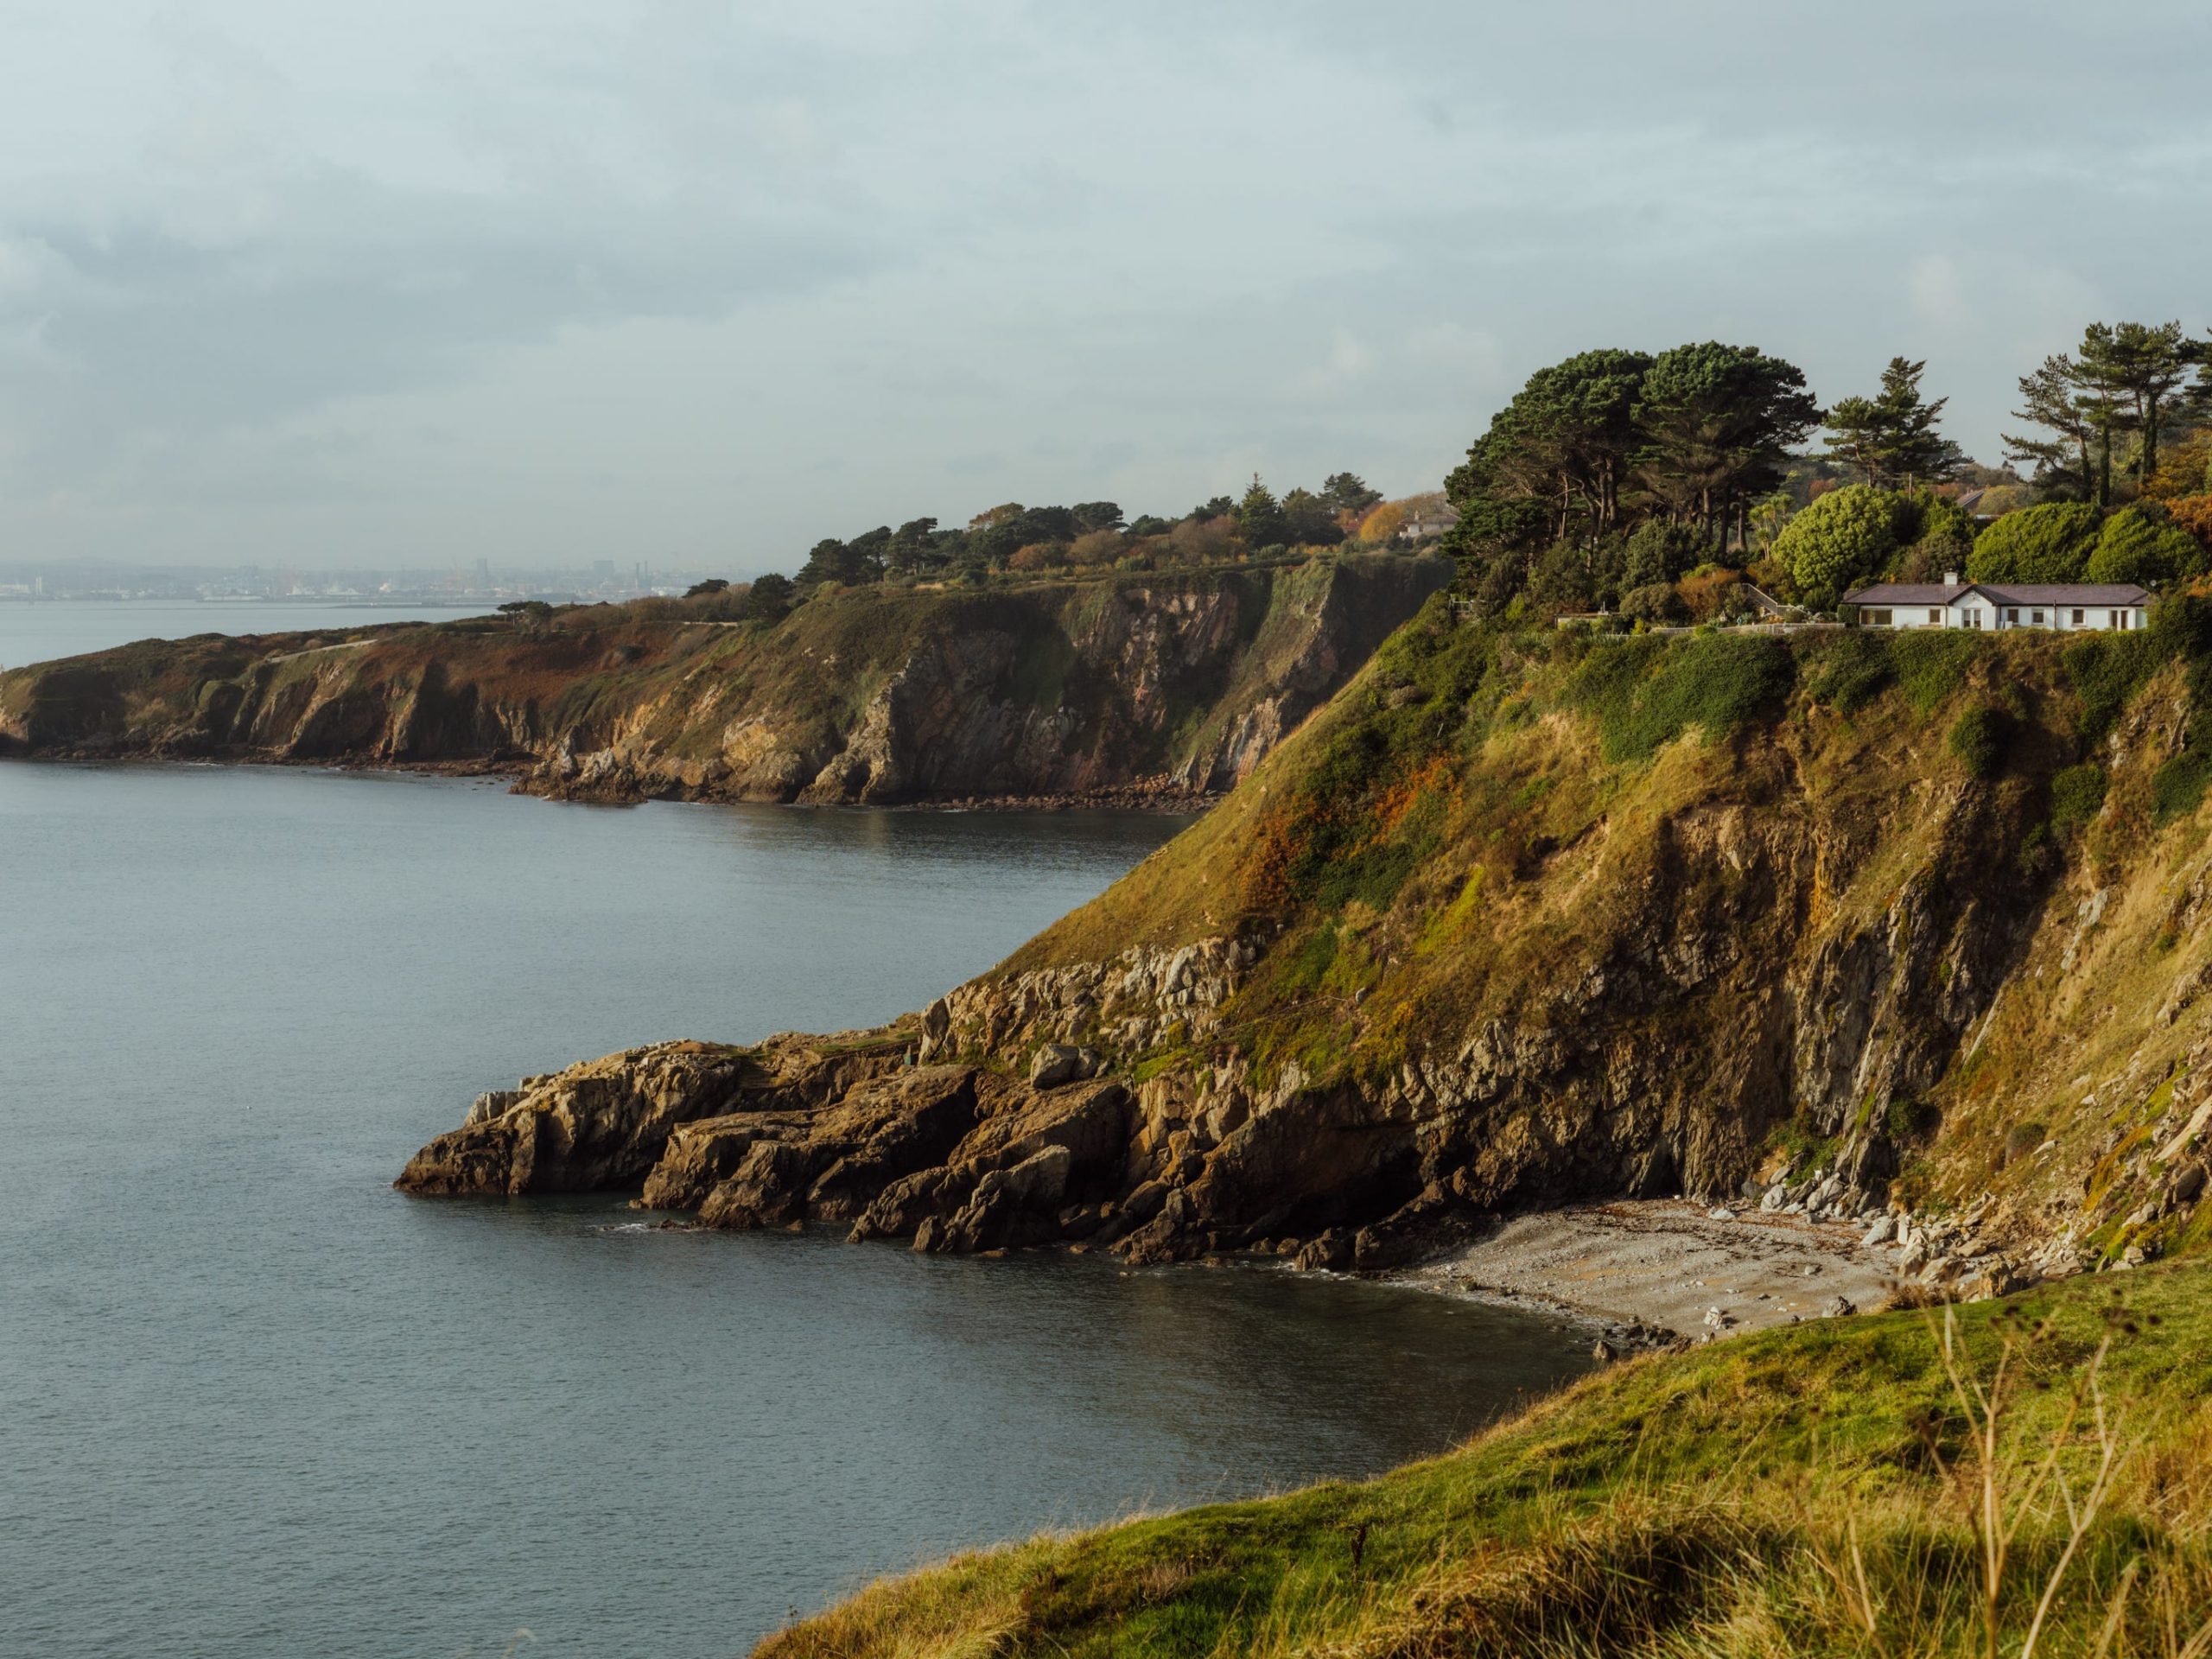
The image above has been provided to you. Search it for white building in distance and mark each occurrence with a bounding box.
[1844,575,2149,632]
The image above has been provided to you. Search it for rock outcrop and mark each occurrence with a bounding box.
[0,555,1451,805]
[396,611,2212,1282]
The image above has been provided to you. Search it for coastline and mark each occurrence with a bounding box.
[0,749,1224,813]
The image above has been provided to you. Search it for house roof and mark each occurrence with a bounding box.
[1845,583,1967,604]
[1843,582,2150,607]
[1975,583,2150,605]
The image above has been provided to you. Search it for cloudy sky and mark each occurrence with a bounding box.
[3,2,2209,575]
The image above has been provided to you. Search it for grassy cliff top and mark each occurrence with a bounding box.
[1002,598,2212,1244]
[761,1257,2212,1657]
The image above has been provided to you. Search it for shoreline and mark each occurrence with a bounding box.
[0,750,1224,814]
[1394,1198,1909,1349]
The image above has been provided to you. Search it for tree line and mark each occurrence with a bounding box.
[696,473,1421,622]
[1442,323,2212,620]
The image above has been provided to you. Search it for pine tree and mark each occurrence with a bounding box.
[1818,359,1961,489]
[1236,476,1289,548]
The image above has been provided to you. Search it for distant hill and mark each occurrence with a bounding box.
[0,553,1450,806]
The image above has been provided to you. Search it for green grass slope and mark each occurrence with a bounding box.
[761,1259,2212,1657]
[988,598,2212,1262]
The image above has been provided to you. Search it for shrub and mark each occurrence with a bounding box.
[2049,762,2108,837]
[1886,1096,1940,1140]
[2153,753,2212,823]
[1805,630,1894,714]
[1891,628,1984,713]
[1893,489,1978,580]
[1773,483,1900,607]
[2067,629,2166,739]
[1618,582,1686,625]
[1528,542,1597,613]
[1677,568,1745,623]
[1066,529,1124,568]
[1948,704,2007,779]
[2086,505,2205,583]
[2170,494,2212,551]
[1569,632,1794,763]
[1622,521,1704,589]
[1967,502,2101,582]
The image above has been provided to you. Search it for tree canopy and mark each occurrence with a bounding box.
[1773,484,1900,607]
[1819,358,1964,489]
[1967,503,2103,583]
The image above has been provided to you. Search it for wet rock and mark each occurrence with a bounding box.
[1291,1231,1352,1273]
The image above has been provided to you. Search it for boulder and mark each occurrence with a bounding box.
[1028,1045,1084,1089]
[697,1141,820,1230]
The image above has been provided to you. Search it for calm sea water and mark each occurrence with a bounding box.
[0,762,1591,1658]
[0,599,492,671]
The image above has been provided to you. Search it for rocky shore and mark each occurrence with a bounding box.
[2,556,1452,807]
[1399,1192,2088,1352]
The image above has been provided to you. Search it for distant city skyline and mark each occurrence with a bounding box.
[3,3,2209,572]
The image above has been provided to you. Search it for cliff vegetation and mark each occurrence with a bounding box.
[0,553,1447,804]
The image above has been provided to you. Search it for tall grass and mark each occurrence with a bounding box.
[760,1276,2212,1659]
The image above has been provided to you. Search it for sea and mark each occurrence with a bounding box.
[0,602,1592,1657]
[0,598,494,672]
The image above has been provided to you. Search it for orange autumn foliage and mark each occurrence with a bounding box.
[2168,494,2212,551]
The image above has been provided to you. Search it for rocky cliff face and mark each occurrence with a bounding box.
[0,555,1449,804]
[394,612,2212,1287]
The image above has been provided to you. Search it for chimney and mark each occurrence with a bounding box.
[1943,570,1960,587]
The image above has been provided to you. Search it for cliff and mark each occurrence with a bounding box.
[0,554,1450,805]
[393,595,2212,1295]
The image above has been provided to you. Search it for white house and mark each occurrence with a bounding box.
[1844,574,2149,632]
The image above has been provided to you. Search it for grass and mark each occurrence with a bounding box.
[1567,632,1795,763]
[759,1263,2212,1659]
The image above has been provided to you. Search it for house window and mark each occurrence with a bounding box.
[1927,608,1942,625]
[2031,610,2046,626]
[2005,607,2019,626]
[2071,609,2084,626]
[2112,610,2132,631]
[1866,608,1892,626]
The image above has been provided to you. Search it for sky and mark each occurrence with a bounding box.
[1,2,2209,576]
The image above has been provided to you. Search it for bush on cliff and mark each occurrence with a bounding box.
[1568,631,1795,762]
[1948,702,2007,779]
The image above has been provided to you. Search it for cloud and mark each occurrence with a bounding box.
[0,1,2209,569]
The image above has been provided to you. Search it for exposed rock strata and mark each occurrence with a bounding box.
[0,556,1451,805]
[399,624,2212,1285]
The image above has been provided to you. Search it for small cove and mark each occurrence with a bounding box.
[1,758,1593,1657]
